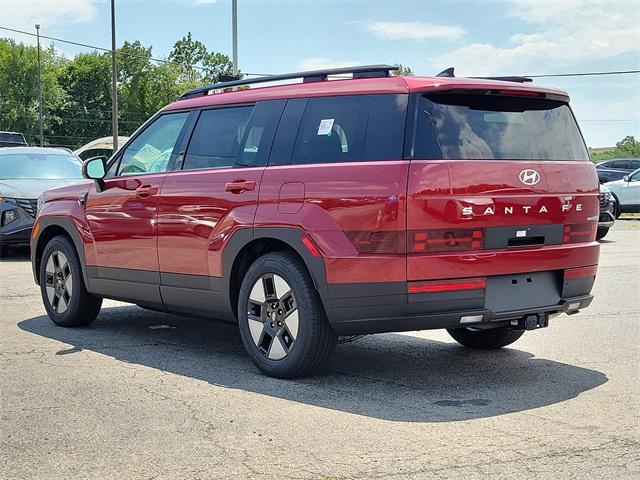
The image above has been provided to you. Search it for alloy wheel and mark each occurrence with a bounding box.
[246,274,299,360]
[44,250,73,314]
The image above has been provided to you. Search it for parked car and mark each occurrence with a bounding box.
[32,65,600,378]
[0,147,84,257]
[595,158,640,183]
[605,168,640,217]
[74,136,129,161]
[0,131,27,147]
[597,184,615,240]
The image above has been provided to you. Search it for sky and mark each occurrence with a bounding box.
[1,0,639,147]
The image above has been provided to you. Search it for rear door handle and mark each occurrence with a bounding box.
[135,185,158,198]
[225,180,256,194]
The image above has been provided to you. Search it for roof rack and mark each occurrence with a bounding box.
[471,76,533,83]
[435,67,533,83]
[179,64,399,100]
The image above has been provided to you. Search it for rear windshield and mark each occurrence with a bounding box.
[413,94,589,161]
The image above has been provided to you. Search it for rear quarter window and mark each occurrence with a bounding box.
[270,94,407,166]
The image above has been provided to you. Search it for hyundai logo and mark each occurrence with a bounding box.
[519,169,541,186]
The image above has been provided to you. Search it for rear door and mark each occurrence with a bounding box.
[157,101,284,317]
[406,92,599,282]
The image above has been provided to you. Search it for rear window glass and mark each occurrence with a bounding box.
[413,94,589,161]
[184,106,253,170]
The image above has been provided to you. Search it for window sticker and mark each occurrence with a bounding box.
[317,118,334,136]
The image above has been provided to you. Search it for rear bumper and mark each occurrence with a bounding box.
[324,270,595,335]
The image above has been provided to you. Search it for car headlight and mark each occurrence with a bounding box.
[1,209,16,226]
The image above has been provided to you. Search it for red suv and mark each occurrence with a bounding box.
[31,65,600,378]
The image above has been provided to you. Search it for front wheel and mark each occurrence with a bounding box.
[40,235,102,327]
[237,252,336,378]
[447,326,525,350]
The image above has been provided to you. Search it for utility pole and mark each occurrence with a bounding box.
[35,24,43,147]
[110,0,119,152]
[232,0,238,76]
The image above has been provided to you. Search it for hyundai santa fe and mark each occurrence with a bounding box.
[31,65,600,378]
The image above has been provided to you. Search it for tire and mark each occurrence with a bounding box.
[447,326,525,350]
[596,227,609,240]
[237,252,336,378]
[39,235,102,327]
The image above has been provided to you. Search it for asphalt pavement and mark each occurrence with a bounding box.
[1,219,639,479]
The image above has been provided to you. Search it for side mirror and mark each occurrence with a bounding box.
[623,175,630,182]
[82,156,107,191]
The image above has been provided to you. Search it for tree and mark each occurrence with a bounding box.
[169,32,236,88]
[591,136,640,161]
[0,39,65,145]
[393,64,414,76]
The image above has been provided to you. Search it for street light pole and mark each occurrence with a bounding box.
[110,0,119,152]
[35,24,44,147]
[232,0,238,76]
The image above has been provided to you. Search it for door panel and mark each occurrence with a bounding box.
[85,174,166,271]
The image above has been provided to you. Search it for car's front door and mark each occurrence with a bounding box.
[84,111,191,305]
[621,170,640,206]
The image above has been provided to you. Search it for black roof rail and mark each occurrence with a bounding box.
[471,76,533,83]
[179,64,399,100]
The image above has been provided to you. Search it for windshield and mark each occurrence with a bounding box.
[0,152,83,179]
[414,94,589,161]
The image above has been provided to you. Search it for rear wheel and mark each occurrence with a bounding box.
[596,227,609,240]
[237,252,336,378]
[39,235,102,327]
[447,326,524,350]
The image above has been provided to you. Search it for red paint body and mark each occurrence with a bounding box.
[35,74,599,323]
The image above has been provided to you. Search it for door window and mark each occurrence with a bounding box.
[183,107,253,170]
[117,112,190,176]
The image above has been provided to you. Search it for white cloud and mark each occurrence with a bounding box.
[0,0,96,39]
[434,0,640,76]
[298,57,362,71]
[365,21,465,41]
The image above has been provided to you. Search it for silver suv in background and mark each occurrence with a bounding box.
[0,147,84,257]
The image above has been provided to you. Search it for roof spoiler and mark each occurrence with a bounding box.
[179,64,399,100]
[436,67,533,83]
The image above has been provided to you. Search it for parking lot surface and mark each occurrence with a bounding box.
[1,220,639,479]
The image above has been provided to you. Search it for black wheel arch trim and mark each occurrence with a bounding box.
[222,226,331,320]
[31,217,88,287]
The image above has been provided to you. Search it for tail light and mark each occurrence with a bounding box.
[409,228,484,254]
[408,277,487,294]
[563,223,597,244]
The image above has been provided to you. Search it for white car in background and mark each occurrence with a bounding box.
[605,168,640,218]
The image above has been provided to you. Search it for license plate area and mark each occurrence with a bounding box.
[484,224,563,249]
[485,271,560,313]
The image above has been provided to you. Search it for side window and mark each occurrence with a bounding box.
[291,96,369,165]
[629,171,640,182]
[630,160,640,170]
[611,160,629,169]
[237,100,286,168]
[117,112,189,176]
[183,106,253,170]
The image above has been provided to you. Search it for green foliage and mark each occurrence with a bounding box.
[393,64,414,76]
[0,33,235,148]
[591,136,640,161]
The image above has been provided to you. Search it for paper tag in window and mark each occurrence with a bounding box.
[317,118,334,136]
